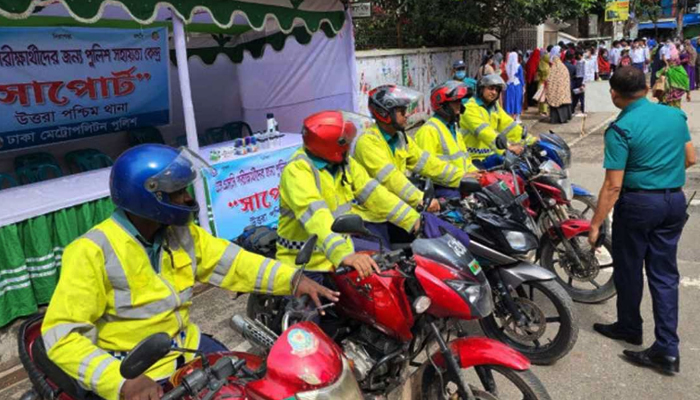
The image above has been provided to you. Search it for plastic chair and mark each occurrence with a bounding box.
[14,152,60,170]
[222,121,252,140]
[203,127,229,145]
[0,173,17,190]
[65,149,114,173]
[127,127,165,147]
[16,164,63,185]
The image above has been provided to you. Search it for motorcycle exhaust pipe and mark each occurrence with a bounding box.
[230,315,279,351]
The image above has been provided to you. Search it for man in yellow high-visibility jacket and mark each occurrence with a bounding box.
[351,84,462,215]
[278,110,421,268]
[461,74,537,169]
[42,145,338,400]
[415,80,480,197]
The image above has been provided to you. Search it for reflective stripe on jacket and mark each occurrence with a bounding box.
[460,97,535,160]
[42,217,297,400]
[278,148,419,271]
[351,125,462,208]
[415,117,478,175]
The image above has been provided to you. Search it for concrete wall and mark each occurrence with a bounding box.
[355,45,493,117]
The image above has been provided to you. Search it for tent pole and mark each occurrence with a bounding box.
[172,10,211,233]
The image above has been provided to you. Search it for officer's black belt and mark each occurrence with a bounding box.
[622,187,682,194]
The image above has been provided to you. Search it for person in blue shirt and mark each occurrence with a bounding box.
[589,66,696,375]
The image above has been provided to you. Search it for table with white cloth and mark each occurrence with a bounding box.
[0,133,301,327]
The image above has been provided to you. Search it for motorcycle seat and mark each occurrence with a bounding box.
[31,336,103,400]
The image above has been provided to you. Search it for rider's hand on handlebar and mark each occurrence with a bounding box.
[342,253,380,279]
[120,375,162,400]
[426,198,441,213]
[508,143,524,155]
[294,275,340,314]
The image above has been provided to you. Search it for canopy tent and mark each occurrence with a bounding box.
[638,14,700,30]
[0,0,358,327]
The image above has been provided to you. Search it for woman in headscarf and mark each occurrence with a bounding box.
[525,47,541,107]
[537,49,550,116]
[545,46,572,123]
[656,43,690,108]
[504,51,525,121]
[682,39,697,92]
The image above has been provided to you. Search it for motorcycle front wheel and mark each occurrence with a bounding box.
[246,293,285,334]
[422,364,551,400]
[540,232,616,303]
[479,280,578,365]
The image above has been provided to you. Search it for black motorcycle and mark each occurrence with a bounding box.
[436,178,579,365]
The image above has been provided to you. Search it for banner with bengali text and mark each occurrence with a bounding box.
[205,145,301,240]
[0,26,170,152]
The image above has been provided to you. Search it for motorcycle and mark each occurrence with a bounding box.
[480,135,615,304]
[436,178,579,365]
[17,237,363,400]
[248,214,552,400]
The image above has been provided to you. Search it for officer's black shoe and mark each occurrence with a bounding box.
[622,348,680,375]
[593,322,643,345]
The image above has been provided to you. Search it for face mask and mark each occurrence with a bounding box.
[455,71,466,80]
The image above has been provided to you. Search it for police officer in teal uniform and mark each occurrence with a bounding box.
[589,67,696,375]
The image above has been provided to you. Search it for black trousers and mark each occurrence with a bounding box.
[612,190,686,357]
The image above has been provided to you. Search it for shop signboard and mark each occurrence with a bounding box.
[0,26,170,152]
[605,0,630,22]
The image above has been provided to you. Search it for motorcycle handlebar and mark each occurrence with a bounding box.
[161,385,186,400]
[334,249,406,276]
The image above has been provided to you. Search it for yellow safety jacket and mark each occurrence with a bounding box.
[351,125,462,208]
[460,97,536,160]
[414,116,478,174]
[42,217,297,400]
[278,149,419,272]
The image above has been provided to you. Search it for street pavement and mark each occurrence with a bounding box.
[2,99,700,399]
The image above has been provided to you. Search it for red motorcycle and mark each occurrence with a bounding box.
[17,238,363,400]
[248,215,551,400]
[478,146,615,304]
[18,315,361,400]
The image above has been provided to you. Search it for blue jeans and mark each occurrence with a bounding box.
[612,190,686,357]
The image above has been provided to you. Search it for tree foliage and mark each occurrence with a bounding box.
[352,0,597,50]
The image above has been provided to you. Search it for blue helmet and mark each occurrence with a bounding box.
[110,144,207,226]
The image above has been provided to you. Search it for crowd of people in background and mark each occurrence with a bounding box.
[466,36,700,125]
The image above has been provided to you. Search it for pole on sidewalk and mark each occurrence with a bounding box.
[172,10,211,233]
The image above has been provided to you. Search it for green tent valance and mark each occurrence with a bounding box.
[0,197,115,327]
[0,0,347,35]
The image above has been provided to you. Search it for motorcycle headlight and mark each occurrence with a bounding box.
[295,358,364,400]
[504,230,538,252]
[445,280,494,318]
[556,177,573,201]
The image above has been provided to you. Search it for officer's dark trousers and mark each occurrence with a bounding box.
[612,190,686,357]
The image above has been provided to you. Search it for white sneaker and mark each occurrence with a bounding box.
[575,113,587,117]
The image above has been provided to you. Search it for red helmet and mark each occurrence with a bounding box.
[431,80,469,111]
[368,85,422,126]
[302,111,373,164]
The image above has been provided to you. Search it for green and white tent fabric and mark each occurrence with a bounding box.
[0,198,115,327]
[0,0,355,327]
[0,0,347,34]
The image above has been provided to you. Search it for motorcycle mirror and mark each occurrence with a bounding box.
[459,178,482,196]
[494,132,508,150]
[423,179,435,200]
[331,214,372,236]
[120,332,172,379]
[295,234,318,266]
